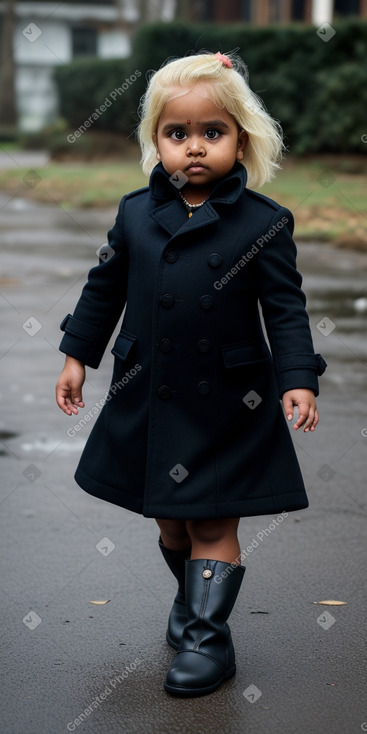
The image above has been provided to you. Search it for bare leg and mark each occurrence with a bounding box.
[186,518,240,564]
[155,518,191,551]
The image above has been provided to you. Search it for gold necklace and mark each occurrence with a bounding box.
[179,192,209,217]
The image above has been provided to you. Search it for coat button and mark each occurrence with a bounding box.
[202,569,213,578]
[207,253,223,268]
[197,381,211,395]
[160,293,174,308]
[199,295,213,310]
[197,339,211,353]
[165,249,178,263]
[159,338,172,353]
[157,385,171,399]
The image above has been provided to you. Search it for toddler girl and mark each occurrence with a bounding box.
[56,51,327,697]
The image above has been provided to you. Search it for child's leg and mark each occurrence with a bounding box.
[186,518,240,564]
[164,516,245,696]
[155,518,191,649]
[155,518,191,551]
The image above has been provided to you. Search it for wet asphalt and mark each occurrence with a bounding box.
[0,168,367,734]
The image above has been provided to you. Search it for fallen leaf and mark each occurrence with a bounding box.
[250,610,269,614]
[313,600,347,606]
[89,600,110,605]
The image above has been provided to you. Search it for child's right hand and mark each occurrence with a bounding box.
[56,355,85,416]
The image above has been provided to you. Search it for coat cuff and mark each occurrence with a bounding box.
[277,353,327,398]
[59,314,105,368]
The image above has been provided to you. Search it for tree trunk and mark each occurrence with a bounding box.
[0,0,17,128]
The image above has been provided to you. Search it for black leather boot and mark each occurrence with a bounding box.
[164,558,245,697]
[158,536,191,649]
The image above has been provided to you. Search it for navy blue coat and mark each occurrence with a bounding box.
[59,162,326,519]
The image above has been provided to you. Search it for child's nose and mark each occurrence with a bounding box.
[187,137,205,155]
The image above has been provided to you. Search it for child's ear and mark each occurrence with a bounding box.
[237,130,248,161]
[152,132,161,160]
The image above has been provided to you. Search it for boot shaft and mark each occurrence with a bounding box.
[158,536,190,592]
[180,559,245,652]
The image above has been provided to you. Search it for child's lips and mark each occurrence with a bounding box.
[186,163,208,173]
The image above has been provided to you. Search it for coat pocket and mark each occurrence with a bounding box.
[111,329,137,361]
[221,340,272,368]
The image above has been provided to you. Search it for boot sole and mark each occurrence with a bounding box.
[164,665,236,697]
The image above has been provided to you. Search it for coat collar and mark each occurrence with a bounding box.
[149,161,247,204]
[149,162,247,237]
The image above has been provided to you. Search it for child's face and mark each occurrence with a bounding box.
[152,83,247,196]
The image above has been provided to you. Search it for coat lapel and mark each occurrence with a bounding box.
[148,162,247,239]
[149,199,220,237]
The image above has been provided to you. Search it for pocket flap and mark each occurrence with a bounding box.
[111,329,137,360]
[221,340,271,368]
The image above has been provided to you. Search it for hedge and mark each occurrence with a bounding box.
[54,20,367,154]
[54,57,139,134]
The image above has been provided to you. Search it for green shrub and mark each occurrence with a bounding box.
[54,19,367,154]
[54,57,138,134]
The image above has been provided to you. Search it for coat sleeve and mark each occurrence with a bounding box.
[59,197,128,368]
[255,205,327,398]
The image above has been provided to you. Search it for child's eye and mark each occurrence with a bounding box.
[170,130,186,140]
[205,128,221,140]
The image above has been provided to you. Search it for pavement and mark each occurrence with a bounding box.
[0,185,367,734]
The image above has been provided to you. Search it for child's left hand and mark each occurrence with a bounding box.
[282,389,319,432]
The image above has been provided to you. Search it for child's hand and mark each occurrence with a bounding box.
[282,389,319,432]
[56,356,85,416]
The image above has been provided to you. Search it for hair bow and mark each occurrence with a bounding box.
[215,52,233,69]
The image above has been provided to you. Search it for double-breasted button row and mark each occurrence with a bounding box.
[159,338,210,354]
[158,338,211,355]
[159,338,173,353]
[197,381,211,395]
[207,252,223,268]
[157,382,211,398]
[197,339,211,353]
[160,293,174,308]
[200,295,213,310]
[157,385,171,399]
[165,249,178,263]
[164,250,222,268]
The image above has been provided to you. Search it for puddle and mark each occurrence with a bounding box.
[20,437,86,453]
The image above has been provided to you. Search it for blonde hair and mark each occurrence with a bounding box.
[137,51,284,189]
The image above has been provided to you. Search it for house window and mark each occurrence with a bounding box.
[241,0,252,21]
[292,0,306,20]
[72,27,97,57]
[197,0,214,21]
[334,0,360,15]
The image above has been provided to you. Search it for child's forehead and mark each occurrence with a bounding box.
[160,84,225,116]
[164,81,215,101]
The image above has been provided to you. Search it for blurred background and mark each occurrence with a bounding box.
[1,4,367,733]
[0,0,366,245]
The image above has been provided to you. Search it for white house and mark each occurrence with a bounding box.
[0,0,361,132]
[1,1,176,131]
